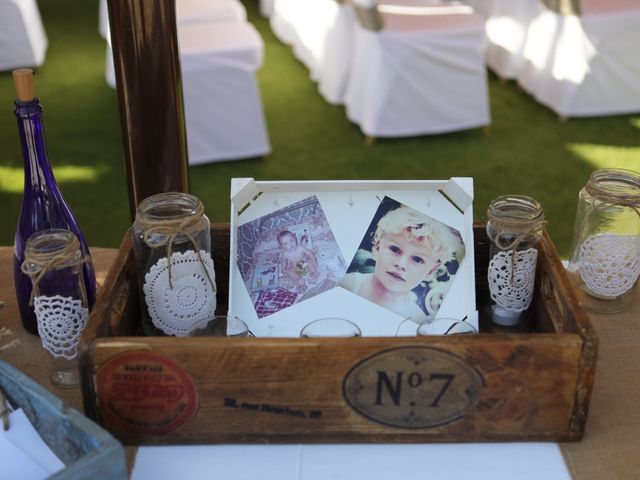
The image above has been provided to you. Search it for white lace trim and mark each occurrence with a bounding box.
[143,249,217,336]
[34,295,88,360]
[488,248,538,312]
[579,233,640,298]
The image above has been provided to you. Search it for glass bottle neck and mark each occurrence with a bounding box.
[15,99,55,191]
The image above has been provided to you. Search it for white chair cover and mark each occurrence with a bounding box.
[177,0,247,24]
[260,0,275,17]
[466,0,540,79]
[315,1,357,104]
[106,21,270,164]
[0,0,47,71]
[518,0,640,117]
[271,0,355,104]
[99,0,109,39]
[100,0,246,39]
[179,22,271,164]
[344,5,491,137]
[459,0,495,17]
[269,0,306,46]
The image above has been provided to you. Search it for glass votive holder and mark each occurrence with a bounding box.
[417,318,477,336]
[189,315,250,337]
[486,194,545,327]
[300,318,362,338]
[567,169,640,313]
[132,192,217,336]
[21,229,91,388]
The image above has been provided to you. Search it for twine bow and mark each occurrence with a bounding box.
[136,206,215,292]
[488,210,547,284]
[21,234,89,306]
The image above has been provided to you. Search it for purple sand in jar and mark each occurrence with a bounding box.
[11,69,96,335]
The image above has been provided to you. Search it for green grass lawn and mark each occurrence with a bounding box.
[1,0,639,257]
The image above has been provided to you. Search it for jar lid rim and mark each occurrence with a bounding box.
[587,168,640,203]
[136,192,204,222]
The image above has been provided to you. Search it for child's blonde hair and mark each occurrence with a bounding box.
[374,206,462,262]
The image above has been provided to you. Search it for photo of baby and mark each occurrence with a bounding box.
[236,196,347,318]
[341,196,465,324]
[277,230,320,289]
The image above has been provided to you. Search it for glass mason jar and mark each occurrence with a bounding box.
[21,229,91,388]
[486,195,545,327]
[132,192,217,336]
[568,169,640,313]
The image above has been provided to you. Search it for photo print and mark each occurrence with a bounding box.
[340,196,466,324]
[236,196,347,319]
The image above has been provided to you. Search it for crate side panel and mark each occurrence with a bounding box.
[88,335,582,444]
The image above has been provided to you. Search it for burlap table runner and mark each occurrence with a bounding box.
[1,245,639,478]
[559,288,640,480]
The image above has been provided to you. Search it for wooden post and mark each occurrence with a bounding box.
[107,0,190,220]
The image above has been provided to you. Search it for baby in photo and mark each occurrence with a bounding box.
[277,230,320,289]
[341,197,465,323]
[236,195,347,319]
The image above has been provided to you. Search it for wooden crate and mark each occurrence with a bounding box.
[79,225,597,445]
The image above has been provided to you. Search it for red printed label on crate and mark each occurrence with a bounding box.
[343,347,484,429]
[96,351,199,436]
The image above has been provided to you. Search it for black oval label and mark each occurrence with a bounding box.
[343,346,484,429]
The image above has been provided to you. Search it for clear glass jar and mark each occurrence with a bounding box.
[132,192,217,336]
[568,169,640,313]
[486,195,545,327]
[21,229,90,387]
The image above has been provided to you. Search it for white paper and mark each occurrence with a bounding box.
[133,443,571,480]
[0,408,65,479]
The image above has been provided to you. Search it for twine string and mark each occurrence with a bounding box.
[488,214,547,284]
[138,211,215,292]
[21,235,89,306]
[576,178,640,250]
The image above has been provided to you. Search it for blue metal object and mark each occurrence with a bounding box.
[0,359,127,479]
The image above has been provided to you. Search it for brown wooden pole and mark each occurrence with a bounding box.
[107,0,190,220]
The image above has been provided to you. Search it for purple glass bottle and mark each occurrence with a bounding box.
[12,69,96,335]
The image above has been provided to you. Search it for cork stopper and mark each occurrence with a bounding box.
[12,68,35,101]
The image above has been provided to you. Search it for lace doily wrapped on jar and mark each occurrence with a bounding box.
[144,249,217,336]
[34,295,88,360]
[488,248,538,312]
[579,233,640,298]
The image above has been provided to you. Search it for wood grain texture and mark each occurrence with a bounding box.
[79,225,597,445]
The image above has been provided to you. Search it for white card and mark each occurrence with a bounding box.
[0,408,65,478]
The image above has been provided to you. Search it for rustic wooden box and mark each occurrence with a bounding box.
[79,225,597,445]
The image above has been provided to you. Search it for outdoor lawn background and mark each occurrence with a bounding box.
[1,0,639,257]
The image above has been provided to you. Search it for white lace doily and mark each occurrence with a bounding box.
[579,233,640,298]
[488,248,538,312]
[143,249,217,336]
[34,295,88,360]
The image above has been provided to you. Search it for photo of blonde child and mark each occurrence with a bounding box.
[341,197,465,323]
